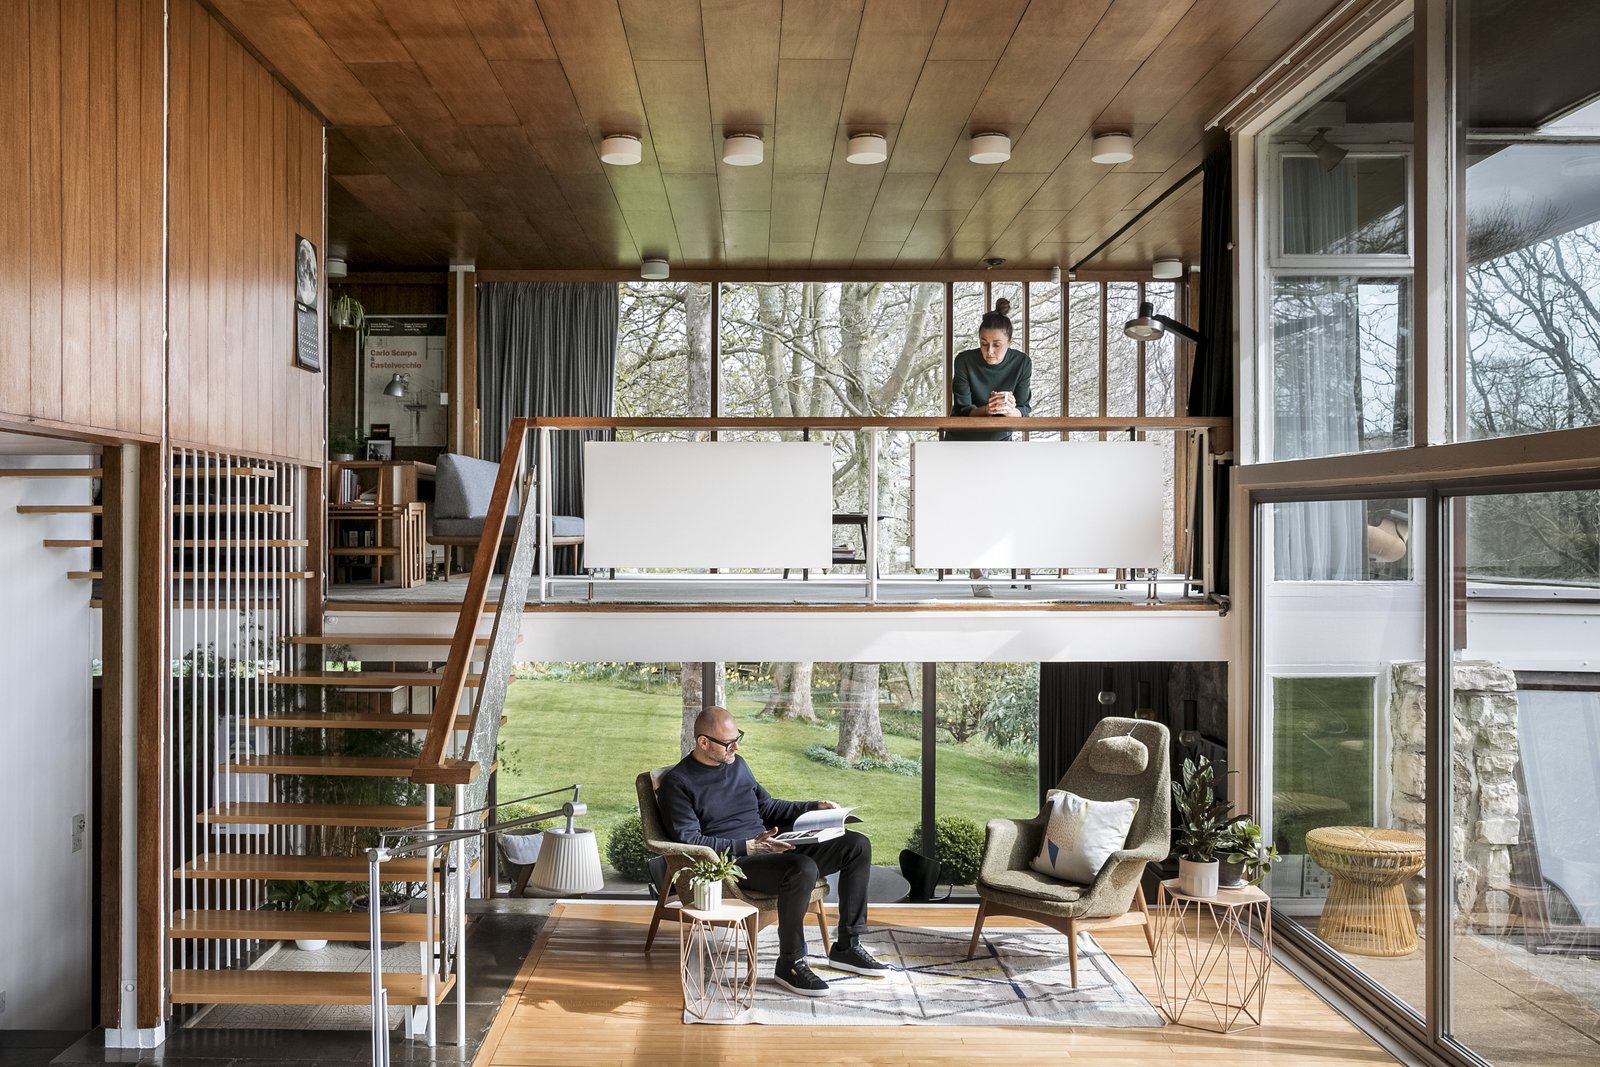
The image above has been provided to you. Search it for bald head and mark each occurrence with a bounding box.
[694,706,734,738]
[690,706,740,765]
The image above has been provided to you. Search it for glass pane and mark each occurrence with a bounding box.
[615,282,712,439]
[1270,276,1412,458]
[952,281,985,361]
[1449,488,1600,1065]
[1105,282,1140,418]
[1460,2,1600,443]
[1067,282,1102,431]
[1027,281,1062,439]
[1144,282,1178,417]
[1281,155,1408,257]
[933,662,1040,891]
[1259,496,1427,1018]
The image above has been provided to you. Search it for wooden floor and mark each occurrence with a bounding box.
[474,902,1400,1067]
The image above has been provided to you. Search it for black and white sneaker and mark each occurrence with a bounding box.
[827,941,893,976]
[773,959,831,997]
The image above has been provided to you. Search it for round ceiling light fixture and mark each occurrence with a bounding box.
[722,133,764,166]
[1151,257,1183,280]
[968,132,1011,165]
[640,258,670,280]
[846,133,888,165]
[1091,132,1135,164]
[600,134,642,166]
[325,257,348,279]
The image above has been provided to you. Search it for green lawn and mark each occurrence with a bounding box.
[496,676,1039,873]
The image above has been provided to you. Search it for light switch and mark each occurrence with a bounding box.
[72,813,87,853]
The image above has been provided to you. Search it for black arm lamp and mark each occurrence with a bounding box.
[1123,301,1202,345]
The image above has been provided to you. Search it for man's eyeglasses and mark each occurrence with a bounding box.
[698,730,745,750]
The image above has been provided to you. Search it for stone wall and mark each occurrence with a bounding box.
[1389,660,1521,925]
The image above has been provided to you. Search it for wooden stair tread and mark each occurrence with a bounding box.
[225,755,423,777]
[267,670,484,687]
[170,970,452,1006]
[66,571,102,580]
[178,853,434,881]
[44,539,101,548]
[16,504,101,514]
[204,803,448,827]
[247,711,475,730]
[170,910,431,941]
[287,633,514,647]
[0,467,103,477]
[174,503,292,513]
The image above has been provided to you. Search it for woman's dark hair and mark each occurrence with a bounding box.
[979,298,1013,340]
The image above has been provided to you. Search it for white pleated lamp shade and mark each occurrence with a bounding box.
[530,827,605,895]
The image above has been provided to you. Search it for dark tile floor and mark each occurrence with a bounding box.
[33,903,546,1067]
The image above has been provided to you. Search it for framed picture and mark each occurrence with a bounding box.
[365,438,394,461]
[293,234,321,371]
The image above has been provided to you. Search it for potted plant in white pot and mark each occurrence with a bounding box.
[1171,755,1239,898]
[684,850,744,912]
[267,878,356,951]
[1218,820,1281,888]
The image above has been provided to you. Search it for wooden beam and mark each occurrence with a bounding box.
[134,442,166,1027]
[98,446,125,1027]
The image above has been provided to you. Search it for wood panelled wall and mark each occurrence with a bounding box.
[0,0,165,441]
[168,0,325,465]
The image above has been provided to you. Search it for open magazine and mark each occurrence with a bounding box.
[775,806,862,845]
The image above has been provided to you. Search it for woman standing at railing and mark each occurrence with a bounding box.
[947,299,1032,595]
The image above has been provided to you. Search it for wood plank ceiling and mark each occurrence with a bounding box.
[207,0,1344,273]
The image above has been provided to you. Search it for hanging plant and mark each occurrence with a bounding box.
[330,293,365,331]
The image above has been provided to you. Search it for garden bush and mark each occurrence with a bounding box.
[604,811,654,883]
[903,815,985,885]
[804,743,919,776]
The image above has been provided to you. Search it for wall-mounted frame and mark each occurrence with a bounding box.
[293,234,321,371]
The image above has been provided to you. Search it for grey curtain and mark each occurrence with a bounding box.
[477,282,618,517]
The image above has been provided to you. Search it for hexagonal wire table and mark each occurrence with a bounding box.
[1153,879,1272,1033]
[677,901,759,1023]
[1304,826,1426,957]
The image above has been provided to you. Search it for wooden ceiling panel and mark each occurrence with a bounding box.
[619,0,705,61]
[779,0,864,60]
[773,60,850,175]
[703,0,781,127]
[215,0,1348,271]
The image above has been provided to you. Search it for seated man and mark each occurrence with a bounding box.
[656,705,890,997]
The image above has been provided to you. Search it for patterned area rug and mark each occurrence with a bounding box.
[690,925,1165,1027]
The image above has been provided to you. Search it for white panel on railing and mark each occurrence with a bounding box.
[583,442,833,568]
[911,441,1165,569]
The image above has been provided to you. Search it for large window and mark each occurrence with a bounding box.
[615,282,713,437]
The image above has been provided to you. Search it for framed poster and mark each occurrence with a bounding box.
[361,315,447,447]
[293,234,321,371]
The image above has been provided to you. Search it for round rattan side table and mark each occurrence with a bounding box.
[1305,826,1425,957]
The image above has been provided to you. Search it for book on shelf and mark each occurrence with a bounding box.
[774,805,861,845]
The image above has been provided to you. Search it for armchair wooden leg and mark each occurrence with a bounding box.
[644,874,675,953]
[1067,918,1079,988]
[813,900,832,954]
[512,863,533,898]
[1133,883,1156,955]
[966,899,990,958]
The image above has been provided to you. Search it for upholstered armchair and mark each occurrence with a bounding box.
[967,717,1171,986]
[635,768,831,955]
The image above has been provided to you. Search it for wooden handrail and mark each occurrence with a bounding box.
[521,415,1232,434]
[414,419,531,779]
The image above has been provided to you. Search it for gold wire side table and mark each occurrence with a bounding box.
[1304,826,1426,957]
[677,901,758,1023]
[1153,879,1272,1032]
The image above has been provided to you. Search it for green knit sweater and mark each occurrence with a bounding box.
[948,348,1033,441]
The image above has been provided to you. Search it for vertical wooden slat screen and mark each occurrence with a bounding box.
[166,0,326,465]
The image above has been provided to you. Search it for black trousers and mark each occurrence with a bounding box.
[737,829,871,962]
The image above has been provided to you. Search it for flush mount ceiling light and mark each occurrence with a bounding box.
[599,134,642,165]
[640,258,670,280]
[968,132,1011,165]
[1306,129,1348,172]
[1151,257,1183,280]
[325,257,348,279]
[1091,132,1134,164]
[1123,301,1202,344]
[846,132,888,164]
[722,133,764,166]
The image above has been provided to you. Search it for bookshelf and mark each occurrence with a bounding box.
[327,461,433,587]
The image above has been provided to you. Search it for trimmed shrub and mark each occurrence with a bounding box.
[903,816,984,885]
[604,812,654,883]
[804,743,919,776]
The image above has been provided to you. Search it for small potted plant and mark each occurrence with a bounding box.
[684,850,745,912]
[1171,755,1240,898]
[328,427,363,462]
[1219,820,1280,888]
[267,878,357,951]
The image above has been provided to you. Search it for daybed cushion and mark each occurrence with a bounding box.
[434,453,519,520]
[1030,789,1140,884]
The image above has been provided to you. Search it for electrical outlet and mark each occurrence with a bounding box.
[72,814,87,853]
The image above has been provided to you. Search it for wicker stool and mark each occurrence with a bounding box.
[1305,826,1426,957]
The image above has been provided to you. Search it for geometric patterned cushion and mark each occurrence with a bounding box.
[1029,789,1139,885]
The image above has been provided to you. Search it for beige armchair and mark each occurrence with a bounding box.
[636,768,831,955]
[967,717,1171,987]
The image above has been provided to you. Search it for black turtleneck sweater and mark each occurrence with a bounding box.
[656,753,814,857]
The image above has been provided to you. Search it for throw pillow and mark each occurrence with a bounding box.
[1030,789,1140,884]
